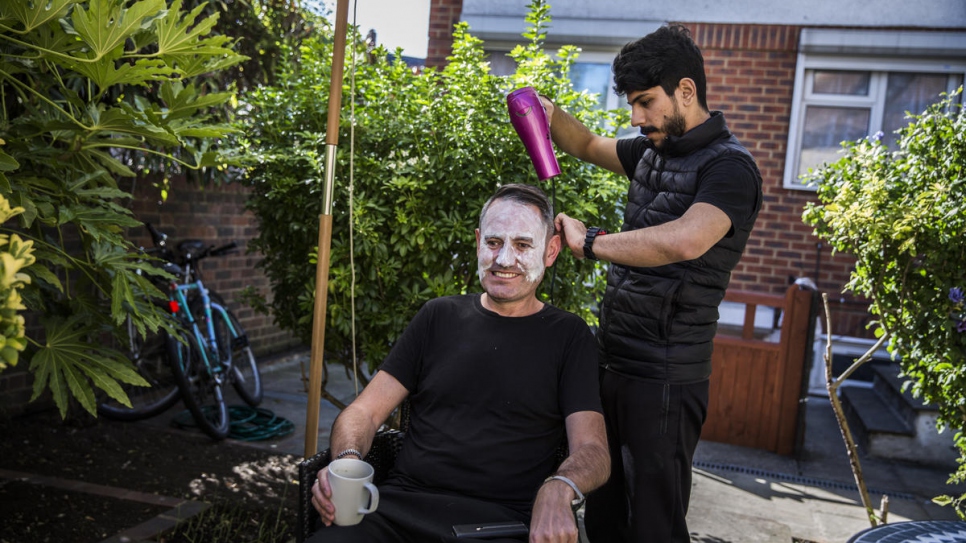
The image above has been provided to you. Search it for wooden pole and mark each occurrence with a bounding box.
[305,0,350,458]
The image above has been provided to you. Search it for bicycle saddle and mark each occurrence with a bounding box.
[178,240,207,260]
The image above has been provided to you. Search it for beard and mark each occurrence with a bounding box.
[663,108,687,138]
[640,100,688,140]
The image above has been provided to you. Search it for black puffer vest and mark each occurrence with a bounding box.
[598,112,761,383]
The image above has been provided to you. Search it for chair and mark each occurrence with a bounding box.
[297,402,410,543]
[296,401,569,543]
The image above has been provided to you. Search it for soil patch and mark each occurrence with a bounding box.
[0,408,300,543]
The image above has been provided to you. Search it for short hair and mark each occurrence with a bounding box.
[612,24,709,111]
[479,183,555,241]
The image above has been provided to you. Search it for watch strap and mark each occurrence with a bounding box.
[583,227,606,261]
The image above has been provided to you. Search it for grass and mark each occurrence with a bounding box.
[161,484,295,543]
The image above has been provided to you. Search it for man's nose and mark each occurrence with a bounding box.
[495,245,515,267]
[631,108,646,126]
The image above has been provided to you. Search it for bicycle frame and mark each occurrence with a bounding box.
[168,274,239,384]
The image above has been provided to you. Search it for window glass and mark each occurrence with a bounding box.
[570,62,612,110]
[813,71,871,95]
[799,106,871,176]
[882,73,958,149]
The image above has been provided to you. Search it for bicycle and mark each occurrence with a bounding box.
[146,223,263,439]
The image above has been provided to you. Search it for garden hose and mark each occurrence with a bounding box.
[172,405,295,441]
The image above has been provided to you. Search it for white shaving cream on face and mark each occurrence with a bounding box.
[477,200,548,285]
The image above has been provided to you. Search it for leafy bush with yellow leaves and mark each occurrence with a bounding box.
[0,193,34,370]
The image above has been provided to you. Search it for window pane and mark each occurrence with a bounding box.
[813,71,871,95]
[799,106,870,176]
[570,62,612,110]
[881,73,953,149]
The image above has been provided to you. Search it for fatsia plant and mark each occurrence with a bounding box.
[803,89,966,516]
[0,0,246,417]
[238,0,629,384]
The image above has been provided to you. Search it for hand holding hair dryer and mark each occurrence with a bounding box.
[506,87,561,181]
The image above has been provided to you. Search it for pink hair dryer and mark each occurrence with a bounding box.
[507,86,561,180]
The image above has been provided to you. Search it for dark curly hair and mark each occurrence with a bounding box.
[612,24,709,111]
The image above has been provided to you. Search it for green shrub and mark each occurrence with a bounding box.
[0,194,34,370]
[803,88,966,514]
[238,0,629,370]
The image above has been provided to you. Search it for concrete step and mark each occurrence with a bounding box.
[870,364,938,430]
[841,385,913,438]
[841,384,958,466]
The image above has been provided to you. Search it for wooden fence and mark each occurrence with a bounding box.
[703,284,818,455]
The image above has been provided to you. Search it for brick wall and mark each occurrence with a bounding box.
[0,176,303,416]
[126,175,302,354]
[426,0,463,69]
[687,22,871,338]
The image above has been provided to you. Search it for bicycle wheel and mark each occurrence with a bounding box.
[167,330,230,440]
[97,323,181,421]
[211,302,263,406]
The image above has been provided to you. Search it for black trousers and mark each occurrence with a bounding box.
[584,369,709,543]
[306,483,529,543]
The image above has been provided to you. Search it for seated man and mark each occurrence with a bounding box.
[309,183,609,543]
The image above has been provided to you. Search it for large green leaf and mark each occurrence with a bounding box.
[1,0,80,33]
[85,149,136,177]
[159,82,233,121]
[154,0,223,57]
[168,45,245,78]
[29,317,149,417]
[0,149,19,171]
[68,0,164,60]
[67,57,176,93]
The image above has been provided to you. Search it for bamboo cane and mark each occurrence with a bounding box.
[305,0,350,458]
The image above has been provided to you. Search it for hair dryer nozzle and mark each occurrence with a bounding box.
[507,87,561,181]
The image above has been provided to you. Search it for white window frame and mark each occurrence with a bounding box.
[783,30,966,190]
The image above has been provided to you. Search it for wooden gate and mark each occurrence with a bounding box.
[702,284,817,455]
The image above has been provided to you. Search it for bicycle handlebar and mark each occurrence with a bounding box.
[209,241,238,258]
[141,223,238,266]
[145,222,167,248]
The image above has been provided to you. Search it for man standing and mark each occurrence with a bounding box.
[543,25,763,542]
[309,183,609,542]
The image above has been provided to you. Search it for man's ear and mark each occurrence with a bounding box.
[677,78,697,106]
[545,233,562,267]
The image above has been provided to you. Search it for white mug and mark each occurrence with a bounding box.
[328,458,380,526]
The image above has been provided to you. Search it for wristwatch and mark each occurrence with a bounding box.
[544,475,586,510]
[583,227,606,261]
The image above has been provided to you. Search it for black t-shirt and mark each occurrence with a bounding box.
[380,294,600,513]
[617,136,760,236]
